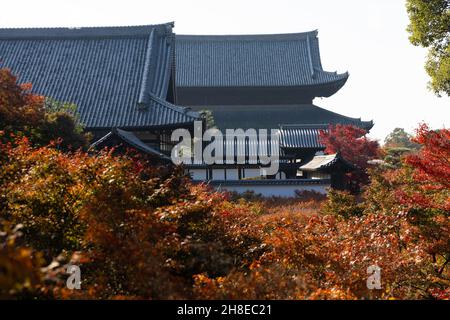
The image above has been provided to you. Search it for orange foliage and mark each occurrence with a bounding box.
[319,124,381,190]
[0,69,448,300]
[0,68,45,130]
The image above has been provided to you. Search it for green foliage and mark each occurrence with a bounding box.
[383,147,415,169]
[40,98,90,150]
[0,68,90,150]
[406,0,450,96]
[199,109,216,129]
[38,112,90,151]
[384,127,419,150]
[363,167,407,214]
[321,189,364,219]
[382,127,419,170]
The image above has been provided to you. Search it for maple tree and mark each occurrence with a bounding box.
[0,133,448,300]
[0,71,449,300]
[319,124,381,191]
[0,68,44,132]
[0,68,89,150]
[401,124,450,211]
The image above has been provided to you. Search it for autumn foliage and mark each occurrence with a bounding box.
[0,68,89,149]
[401,124,450,211]
[0,69,449,300]
[319,124,380,191]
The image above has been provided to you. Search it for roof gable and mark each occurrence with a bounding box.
[90,128,171,160]
[300,153,354,171]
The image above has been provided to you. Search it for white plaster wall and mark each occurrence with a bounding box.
[243,168,261,179]
[189,169,207,180]
[213,169,225,180]
[226,168,239,180]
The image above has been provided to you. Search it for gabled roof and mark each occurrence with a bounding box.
[0,23,200,129]
[300,153,340,171]
[300,153,354,171]
[175,31,348,96]
[90,128,171,160]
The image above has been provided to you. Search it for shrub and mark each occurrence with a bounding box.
[321,189,364,218]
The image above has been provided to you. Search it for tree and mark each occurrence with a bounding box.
[406,0,450,96]
[400,123,450,212]
[319,125,381,190]
[0,68,89,150]
[199,109,216,129]
[0,68,45,133]
[383,128,420,169]
[384,127,419,149]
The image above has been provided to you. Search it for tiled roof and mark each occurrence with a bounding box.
[0,24,200,130]
[193,104,373,131]
[300,153,354,172]
[300,153,339,171]
[90,128,171,160]
[280,119,373,150]
[175,31,348,93]
[280,124,328,149]
[187,131,283,165]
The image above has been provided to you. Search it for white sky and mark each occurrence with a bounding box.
[1,0,448,141]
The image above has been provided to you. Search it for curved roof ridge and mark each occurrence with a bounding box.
[176,30,318,41]
[313,69,349,84]
[311,105,374,130]
[312,104,368,122]
[0,22,174,40]
[148,93,201,120]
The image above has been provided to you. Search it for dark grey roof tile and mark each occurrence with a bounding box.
[0,23,200,130]
[280,121,373,149]
[175,31,348,91]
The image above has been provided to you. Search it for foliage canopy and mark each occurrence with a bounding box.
[406,0,450,96]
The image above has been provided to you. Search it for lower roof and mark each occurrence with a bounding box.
[90,128,171,160]
[189,104,373,131]
[300,153,354,171]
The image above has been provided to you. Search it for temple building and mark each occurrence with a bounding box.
[0,23,373,197]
